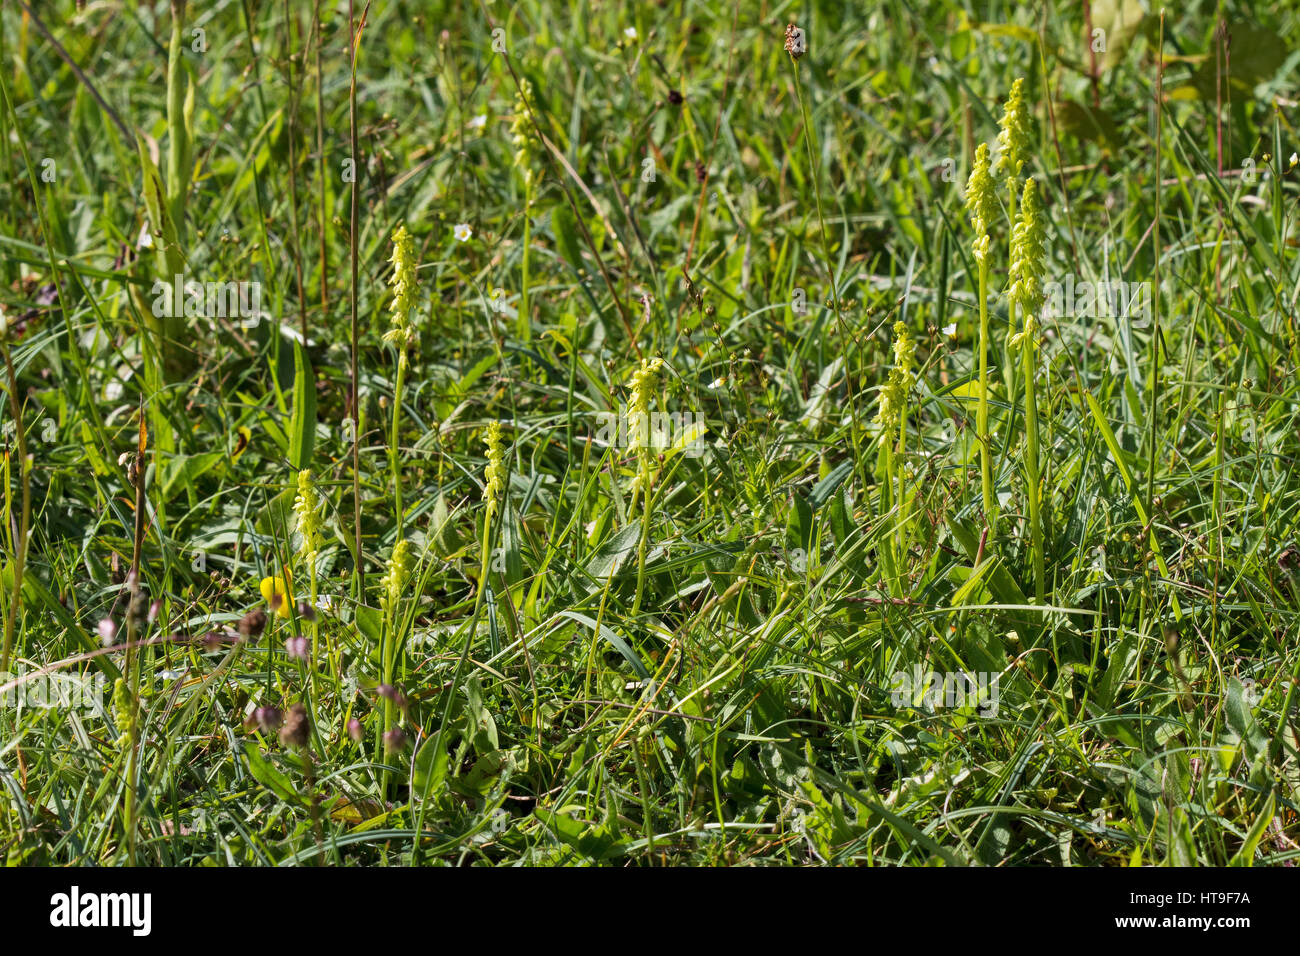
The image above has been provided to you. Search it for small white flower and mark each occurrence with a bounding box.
[1290,152,1297,167]
[942,323,957,338]
[453,223,473,242]
[707,376,726,389]
[160,668,185,681]
[138,223,154,249]
[623,27,637,40]
[468,113,487,129]
[105,381,124,401]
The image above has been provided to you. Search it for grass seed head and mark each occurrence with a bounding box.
[784,24,806,59]
[238,608,267,639]
[279,703,311,748]
[248,705,282,734]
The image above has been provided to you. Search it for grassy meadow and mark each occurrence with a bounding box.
[1,0,1299,866]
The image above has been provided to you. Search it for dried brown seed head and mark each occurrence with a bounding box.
[247,705,282,735]
[784,24,806,59]
[237,608,267,639]
[279,703,311,748]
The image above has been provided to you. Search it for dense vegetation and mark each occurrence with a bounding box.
[1,0,1298,866]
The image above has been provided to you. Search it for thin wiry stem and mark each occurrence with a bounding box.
[282,0,308,343]
[977,259,996,532]
[312,0,329,319]
[1147,14,1164,518]
[1022,332,1044,603]
[348,0,365,600]
[791,65,841,321]
[787,48,870,507]
[0,344,29,675]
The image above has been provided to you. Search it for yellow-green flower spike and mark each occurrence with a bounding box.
[1008,178,1047,341]
[994,78,1032,181]
[874,322,915,428]
[112,676,137,748]
[874,370,904,428]
[483,421,505,515]
[293,469,323,561]
[892,320,916,374]
[385,225,417,353]
[964,143,996,263]
[628,357,665,453]
[510,79,536,189]
[379,539,411,618]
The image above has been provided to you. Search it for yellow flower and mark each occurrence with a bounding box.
[259,575,294,619]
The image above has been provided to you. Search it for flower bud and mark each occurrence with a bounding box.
[238,608,267,640]
[248,705,282,734]
[97,618,118,645]
[279,703,311,748]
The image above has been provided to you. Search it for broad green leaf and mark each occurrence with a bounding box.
[245,743,303,805]
[1229,793,1275,866]
[551,204,584,272]
[412,731,450,797]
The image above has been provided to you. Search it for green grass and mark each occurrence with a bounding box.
[1,0,1299,866]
